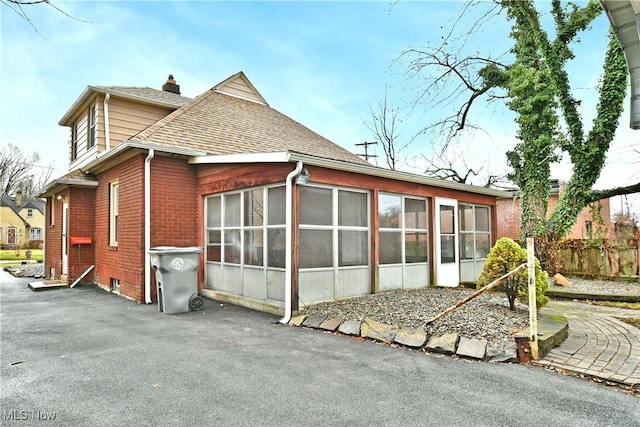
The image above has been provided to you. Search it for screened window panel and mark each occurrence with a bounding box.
[267,228,286,268]
[299,229,333,268]
[460,205,474,232]
[338,190,367,227]
[405,232,428,263]
[476,234,490,259]
[405,198,427,229]
[207,230,221,262]
[207,196,221,227]
[224,229,241,264]
[300,187,332,225]
[244,230,263,266]
[475,207,490,231]
[460,234,475,260]
[224,194,241,227]
[244,189,264,227]
[339,230,368,266]
[440,235,456,263]
[267,187,286,225]
[379,231,402,264]
[379,194,401,228]
[440,206,455,234]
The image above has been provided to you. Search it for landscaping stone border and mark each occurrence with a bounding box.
[290,315,523,363]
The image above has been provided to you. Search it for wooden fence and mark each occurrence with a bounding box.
[557,238,639,278]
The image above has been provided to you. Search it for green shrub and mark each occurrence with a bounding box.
[477,237,549,310]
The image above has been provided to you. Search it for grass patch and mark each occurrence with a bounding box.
[592,301,640,310]
[0,249,43,262]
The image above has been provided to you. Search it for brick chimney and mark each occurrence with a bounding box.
[15,190,23,207]
[162,74,181,95]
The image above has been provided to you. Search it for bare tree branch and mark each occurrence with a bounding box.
[1,0,89,36]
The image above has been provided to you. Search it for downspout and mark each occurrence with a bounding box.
[103,94,111,150]
[279,161,303,324]
[144,149,154,304]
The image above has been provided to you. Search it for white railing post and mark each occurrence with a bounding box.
[527,237,539,359]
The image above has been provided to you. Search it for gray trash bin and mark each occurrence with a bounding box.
[148,246,204,314]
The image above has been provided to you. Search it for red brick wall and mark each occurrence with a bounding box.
[496,194,614,241]
[92,154,199,302]
[94,156,146,301]
[150,156,199,247]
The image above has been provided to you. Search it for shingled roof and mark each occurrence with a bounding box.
[91,86,192,107]
[131,72,368,166]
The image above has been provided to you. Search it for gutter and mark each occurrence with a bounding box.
[280,160,303,324]
[144,149,154,304]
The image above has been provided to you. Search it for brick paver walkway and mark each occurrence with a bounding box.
[542,301,640,386]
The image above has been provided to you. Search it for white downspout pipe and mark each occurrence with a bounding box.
[103,94,111,150]
[279,161,303,324]
[144,149,154,304]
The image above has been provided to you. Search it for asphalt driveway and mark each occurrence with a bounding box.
[1,270,638,426]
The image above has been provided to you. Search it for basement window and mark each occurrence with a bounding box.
[111,278,120,294]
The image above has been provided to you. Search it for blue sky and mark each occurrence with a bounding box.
[1,0,638,215]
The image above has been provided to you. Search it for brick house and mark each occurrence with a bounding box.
[37,72,510,318]
[496,179,614,241]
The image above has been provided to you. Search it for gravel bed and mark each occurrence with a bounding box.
[556,276,640,295]
[301,287,530,344]
[302,277,640,346]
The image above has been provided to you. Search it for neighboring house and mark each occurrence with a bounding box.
[37,72,509,317]
[0,190,45,249]
[496,179,614,241]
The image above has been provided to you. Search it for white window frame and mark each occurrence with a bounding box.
[299,184,370,270]
[459,203,492,262]
[88,103,97,149]
[71,122,78,161]
[378,193,429,266]
[205,185,285,269]
[29,228,42,241]
[109,181,119,246]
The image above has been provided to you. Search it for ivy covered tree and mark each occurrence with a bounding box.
[404,0,638,270]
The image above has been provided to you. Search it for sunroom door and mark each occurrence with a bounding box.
[435,198,459,287]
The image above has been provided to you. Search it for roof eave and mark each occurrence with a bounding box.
[58,86,187,126]
[80,140,208,174]
[36,178,99,198]
[190,151,511,198]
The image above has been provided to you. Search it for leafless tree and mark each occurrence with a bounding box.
[0,144,53,197]
[363,86,409,170]
[421,150,511,188]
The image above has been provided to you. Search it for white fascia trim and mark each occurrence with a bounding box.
[81,140,207,173]
[213,88,268,105]
[287,152,512,198]
[188,151,292,165]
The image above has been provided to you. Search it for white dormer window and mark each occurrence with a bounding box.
[71,122,78,161]
[89,103,97,149]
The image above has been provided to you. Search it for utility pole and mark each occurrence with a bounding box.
[355,141,378,162]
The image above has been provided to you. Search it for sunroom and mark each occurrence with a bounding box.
[196,153,507,318]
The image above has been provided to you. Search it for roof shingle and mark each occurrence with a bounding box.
[132,77,368,166]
